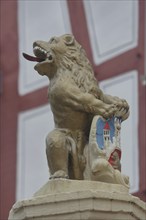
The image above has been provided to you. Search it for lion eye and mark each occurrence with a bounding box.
[64,35,74,46]
[49,37,58,44]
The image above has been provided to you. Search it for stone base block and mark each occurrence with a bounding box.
[9,180,146,220]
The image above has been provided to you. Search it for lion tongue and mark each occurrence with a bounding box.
[22,52,44,62]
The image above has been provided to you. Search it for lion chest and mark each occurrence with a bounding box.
[48,78,74,111]
[48,78,90,130]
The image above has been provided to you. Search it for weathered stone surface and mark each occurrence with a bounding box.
[9,180,146,220]
[23,34,130,184]
[34,179,129,197]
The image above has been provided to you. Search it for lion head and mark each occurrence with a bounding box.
[23,34,102,97]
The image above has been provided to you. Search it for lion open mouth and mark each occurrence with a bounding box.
[22,45,53,63]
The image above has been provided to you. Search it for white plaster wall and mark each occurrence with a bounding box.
[84,0,138,65]
[16,105,54,201]
[18,0,71,95]
[100,70,139,193]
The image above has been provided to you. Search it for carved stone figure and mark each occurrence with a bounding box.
[23,34,129,186]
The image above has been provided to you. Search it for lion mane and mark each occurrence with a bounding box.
[50,34,102,99]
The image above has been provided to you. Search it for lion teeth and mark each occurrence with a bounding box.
[33,46,47,54]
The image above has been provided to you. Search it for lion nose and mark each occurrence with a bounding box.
[33,41,48,49]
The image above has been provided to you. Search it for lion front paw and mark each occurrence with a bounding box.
[102,103,117,119]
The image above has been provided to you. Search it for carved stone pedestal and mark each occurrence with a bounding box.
[9,180,146,220]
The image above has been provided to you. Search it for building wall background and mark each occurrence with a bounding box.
[0,0,145,219]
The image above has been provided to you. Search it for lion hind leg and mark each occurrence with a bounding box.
[46,129,69,179]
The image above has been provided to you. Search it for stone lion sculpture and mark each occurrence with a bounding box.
[23,34,129,185]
